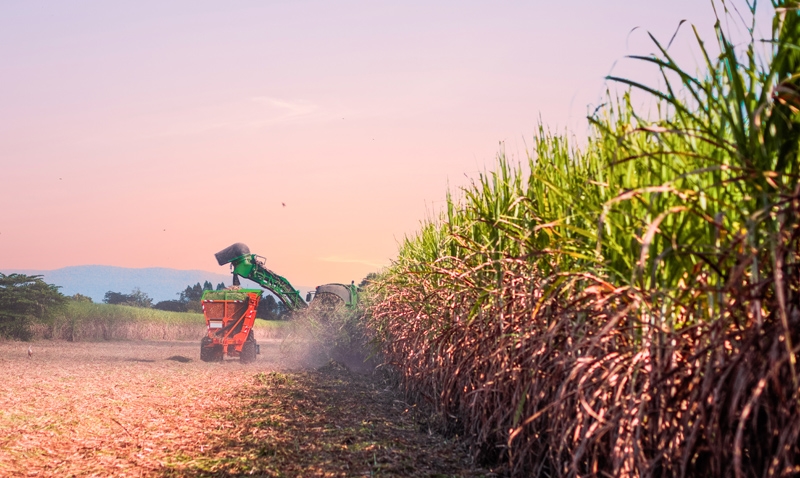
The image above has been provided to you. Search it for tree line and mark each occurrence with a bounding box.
[103,281,289,319]
[1,272,375,340]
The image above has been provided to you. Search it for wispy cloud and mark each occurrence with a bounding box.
[319,256,388,268]
[250,96,319,119]
[79,96,346,145]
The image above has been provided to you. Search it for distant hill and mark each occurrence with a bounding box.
[0,265,312,304]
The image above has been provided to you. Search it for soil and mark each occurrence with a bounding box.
[0,340,492,477]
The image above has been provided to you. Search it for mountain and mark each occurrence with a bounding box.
[0,265,311,304]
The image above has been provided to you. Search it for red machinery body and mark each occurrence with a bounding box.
[200,289,261,363]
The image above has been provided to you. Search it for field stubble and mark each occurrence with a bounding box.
[0,340,484,477]
[0,340,289,476]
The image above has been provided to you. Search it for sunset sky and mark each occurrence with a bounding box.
[1,1,773,286]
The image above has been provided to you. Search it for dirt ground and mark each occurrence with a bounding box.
[0,340,490,477]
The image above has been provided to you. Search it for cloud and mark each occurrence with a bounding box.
[76,96,344,145]
[250,96,319,120]
[247,96,360,127]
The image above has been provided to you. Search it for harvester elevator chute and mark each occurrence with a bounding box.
[214,242,307,311]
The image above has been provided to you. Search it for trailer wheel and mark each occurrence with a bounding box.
[240,339,257,364]
[200,337,222,362]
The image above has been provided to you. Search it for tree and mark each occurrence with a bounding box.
[127,288,153,308]
[0,273,66,340]
[257,294,279,320]
[70,293,93,303]
[103,291,130,305]
[103,288,153,308]
[179,283,204,303]
[153,300,187,312]
[178,282,211,313]
[275,301,290,319]
[358,272,379,288]
[176,280,228,313]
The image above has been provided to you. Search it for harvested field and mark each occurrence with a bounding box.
[0,340,486,477]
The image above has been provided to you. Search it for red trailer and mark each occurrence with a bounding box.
[199,289,261,363]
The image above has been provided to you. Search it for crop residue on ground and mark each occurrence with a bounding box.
[0,340,486,477]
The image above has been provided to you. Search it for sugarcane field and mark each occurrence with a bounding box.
[2,1,799,477]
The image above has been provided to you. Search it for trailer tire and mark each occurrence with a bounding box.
[200,337,222,362]
[240,340,257,364]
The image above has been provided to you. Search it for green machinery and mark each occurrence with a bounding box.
[307,282,359,307]
[214,243,358,311]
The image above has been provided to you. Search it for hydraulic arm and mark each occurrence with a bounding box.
[215,243,307,311]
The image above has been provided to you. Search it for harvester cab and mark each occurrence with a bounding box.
[305,282,359,307]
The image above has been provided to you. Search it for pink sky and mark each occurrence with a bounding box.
[0,1,773,286]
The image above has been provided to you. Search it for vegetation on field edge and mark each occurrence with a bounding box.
[365,1,800,475]
[0,272,294,342]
